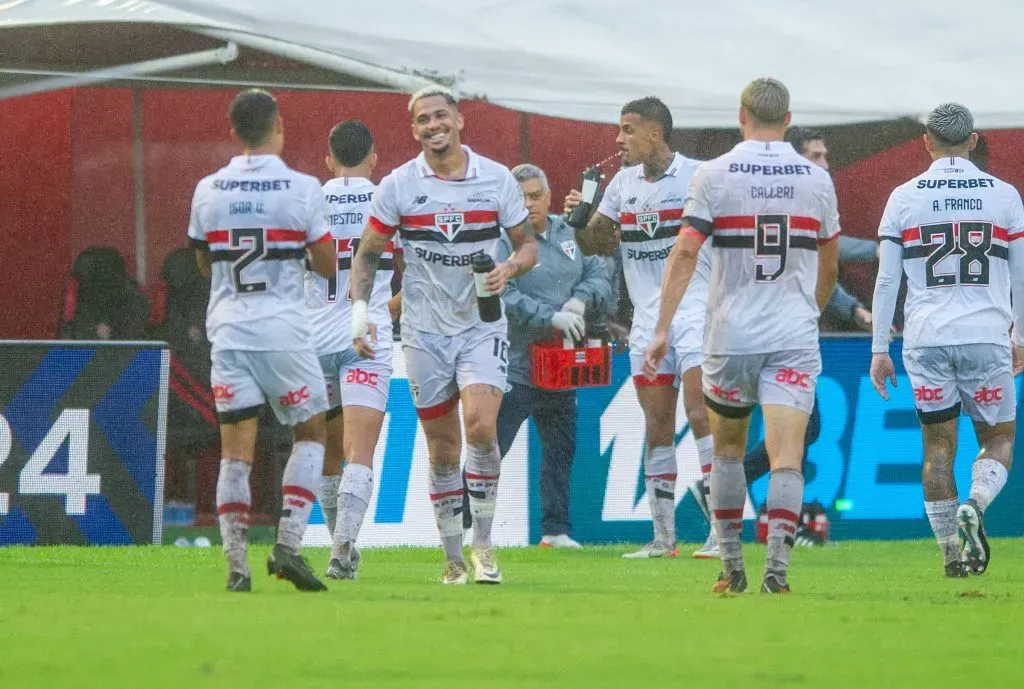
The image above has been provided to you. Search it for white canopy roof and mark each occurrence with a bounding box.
[3,0,1024,128]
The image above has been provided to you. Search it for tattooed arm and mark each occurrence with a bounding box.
[575,211,620,256]
[350,223,391,358]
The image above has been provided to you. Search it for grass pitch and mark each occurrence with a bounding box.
[1,540,1021,688]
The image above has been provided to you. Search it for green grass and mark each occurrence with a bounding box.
[1,541,1021,688]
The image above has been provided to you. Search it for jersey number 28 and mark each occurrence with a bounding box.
[921,221,992,288]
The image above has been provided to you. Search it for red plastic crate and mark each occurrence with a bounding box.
[530,340,612,390]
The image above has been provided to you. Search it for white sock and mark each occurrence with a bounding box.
[429,464,465,563]
[318,474,342,536]
[969,458,1009,514]
[216,459,251,576]
[331,463,373,561]
[695,433,713,522]
[465,440,501,548]
[277,440,325,554]
[925,498,960,565]
[644,445,677,547]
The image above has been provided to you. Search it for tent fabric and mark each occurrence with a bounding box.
[3,0,1024,128]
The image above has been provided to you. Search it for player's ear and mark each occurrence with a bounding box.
[229,127,240,144]
[922,132,934,155]
[738,107,748,127]
[782,112,792,128]
[325,155,335,175]
[456,110,464,132]
[966,132,979,152]
[369,150,378,171]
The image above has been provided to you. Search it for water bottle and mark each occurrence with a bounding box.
[471,253,502,322]
[565,166,602,229]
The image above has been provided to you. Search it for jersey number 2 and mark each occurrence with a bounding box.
[921,221,992,288]
[230,227,267,294]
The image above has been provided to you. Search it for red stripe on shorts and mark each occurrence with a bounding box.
[416,395,459,421]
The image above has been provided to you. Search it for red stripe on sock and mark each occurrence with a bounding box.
[645,473,677,480]
[465,473,499,480]
[767,509,800,524]
[714,508,744,520]
[282,485,317,503]
[778,523,797,534]
[217,502,250,516]
[429,489,464,501]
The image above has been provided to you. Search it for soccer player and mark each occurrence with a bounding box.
[567,97,714,559]
[349,86,538,585]
[307,120,395,580]
[187,89,336,592]
[870,103,1024,578]
[645,78,840,593]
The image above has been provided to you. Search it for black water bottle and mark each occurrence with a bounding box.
[566,166,602,229]
[471,254,502,322]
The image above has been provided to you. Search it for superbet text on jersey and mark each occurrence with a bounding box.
[683,140,840,355]
[597,153,711,338]
[366,146,528,336]
[877,157,1024,350]
[187,154,331,352]
[305,177,396,356]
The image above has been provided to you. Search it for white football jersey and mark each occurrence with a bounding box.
[367,146,529,336]
[305,177,395,356]
[683,140,840,355]
[877,157,1024,350]
[597,153,712,335]
[187,154,331,352]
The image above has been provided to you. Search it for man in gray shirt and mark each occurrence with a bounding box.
[463,163,610,547]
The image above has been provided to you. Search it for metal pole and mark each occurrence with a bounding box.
[132,88,147,284]
[0,43,238,100]
[196,29,443,94]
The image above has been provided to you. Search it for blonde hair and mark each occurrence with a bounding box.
[407,85,458,113]
[741,78,790,125]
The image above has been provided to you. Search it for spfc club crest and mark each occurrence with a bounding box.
[637,211,660,237]
[561,240,577,260]
[435,212,464,240]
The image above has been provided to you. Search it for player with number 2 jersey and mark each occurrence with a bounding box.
[188,89,336,594]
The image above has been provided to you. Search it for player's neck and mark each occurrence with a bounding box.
[424,145,469,180]
[929,148,970,162]
[334,164,371,180]
[642,146,673,181]
[241,144,280,157]
[743,127,785,143]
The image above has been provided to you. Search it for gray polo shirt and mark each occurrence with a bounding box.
[496,214,611,387]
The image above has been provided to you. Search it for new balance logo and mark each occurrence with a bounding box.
[278,386,312,407]
[414,195,428,204]
[775,368,811,389]
[709,384,741,402]
[914,386,944,402]
[974,386,1003,405]
[625,197,637,204]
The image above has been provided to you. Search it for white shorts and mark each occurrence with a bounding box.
[211,349,328,426]
[629,321,703,388]
[319,344,393,416]
[702,349,821,416]
[903,344,1016,426]
[402,322,508,419]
